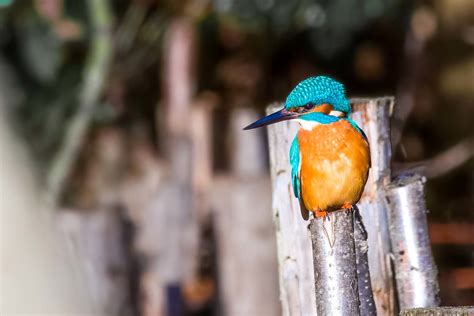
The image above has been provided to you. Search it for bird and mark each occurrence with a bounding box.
[244,76,370,219]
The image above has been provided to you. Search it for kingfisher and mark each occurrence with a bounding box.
[244,76,370,219]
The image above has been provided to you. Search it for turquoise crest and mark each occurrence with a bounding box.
[285,76,351,114]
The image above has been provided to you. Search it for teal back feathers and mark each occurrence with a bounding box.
[285,76,351,114]
[290,137,301,199]
[290,136,309,219]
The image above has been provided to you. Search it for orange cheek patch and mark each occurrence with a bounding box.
[310,103,333,114]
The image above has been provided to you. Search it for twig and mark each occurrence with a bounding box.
[46,0,113,206]
[115,2,147,53]
[391,8,434,149]
[393,136,474,179]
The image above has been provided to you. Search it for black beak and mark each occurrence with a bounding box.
[243,108,298,130]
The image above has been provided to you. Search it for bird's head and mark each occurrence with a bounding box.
[244,76,350,130]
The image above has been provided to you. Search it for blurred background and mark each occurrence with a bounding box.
[0,0,473,315]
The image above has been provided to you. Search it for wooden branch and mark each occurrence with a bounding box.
[422,137,474,178]
[393,136,474,179]
[191,92,218,222]
[386,173,440,311]
[162,18,196,140]
[267,103,317,316]
[351,97,396,316]
[47,0,113,206]
[115,2,147,53]
[309,211,360,315]
[391,10,432,150]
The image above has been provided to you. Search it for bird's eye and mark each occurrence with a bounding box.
[304,103,315,110]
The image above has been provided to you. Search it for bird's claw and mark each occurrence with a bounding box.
[314,210,328,218]
[341,203,353,211]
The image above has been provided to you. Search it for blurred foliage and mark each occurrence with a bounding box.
[0,0,472,219]
[213,0,403,57]
[0,0,408,171]
[0,1,87,168]
[0,0,12,8]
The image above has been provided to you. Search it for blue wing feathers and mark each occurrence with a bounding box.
[290,135,310,220]
[289,136,301,199]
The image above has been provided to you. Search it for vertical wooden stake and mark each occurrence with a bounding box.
[353,207,377,316]
[268,98,395,315]
[151,17,197,315]
[351,97,397,315]
[267,103,317,316]
[310,211,360,316]
[386,173,440,310]
[212,108,280,316]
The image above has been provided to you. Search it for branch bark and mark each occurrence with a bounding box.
[309,211,360,316]
[394,136,474,179]
[47,0,113,206]
[391,30,422,150]
[353,207,377,316]
[386,172,440,310]
[351,97,397,316]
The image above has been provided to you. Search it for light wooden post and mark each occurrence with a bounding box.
[354,207,377,316]
[386,173,440,310]
[212,108,280,316]
[351,97,397,315]
[267,104,317,316]
[57,209,133,315]
[268,98,394,315]
[152,18,198,315]
[309,212,360,315]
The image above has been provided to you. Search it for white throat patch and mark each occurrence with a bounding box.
[329,110,345,117]
[296,119,321,130]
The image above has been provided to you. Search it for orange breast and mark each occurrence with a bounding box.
[297,119,370,211]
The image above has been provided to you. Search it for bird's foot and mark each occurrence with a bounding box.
[314,210,328,218]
